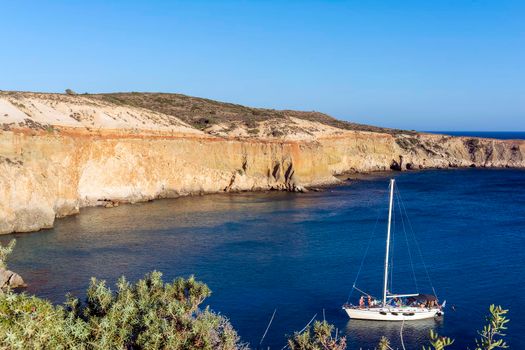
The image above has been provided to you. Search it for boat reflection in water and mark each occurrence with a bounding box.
[345,317,444,349]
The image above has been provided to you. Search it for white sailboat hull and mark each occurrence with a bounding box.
[343,306,443,321]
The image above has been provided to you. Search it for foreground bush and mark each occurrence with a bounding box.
[0,271,245,349]
[287,320,346,350]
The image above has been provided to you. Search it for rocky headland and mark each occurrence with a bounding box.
[0,91,523,234]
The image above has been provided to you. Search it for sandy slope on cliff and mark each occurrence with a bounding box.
[0,92,359,140]
[0,92,203,136]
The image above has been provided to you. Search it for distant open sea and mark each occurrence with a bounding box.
[2,165,525,348]
[427,131,525,139]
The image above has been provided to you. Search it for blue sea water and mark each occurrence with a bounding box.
[2,168,525,349]
[427,131,525,140]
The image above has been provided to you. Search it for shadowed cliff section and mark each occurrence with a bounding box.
[0,91,523,234]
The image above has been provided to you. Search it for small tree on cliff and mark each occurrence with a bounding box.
[0,239,15,269]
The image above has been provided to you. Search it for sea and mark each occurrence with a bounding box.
[2,132,524,349]
[427,131,525,140]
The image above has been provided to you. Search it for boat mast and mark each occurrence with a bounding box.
[382,179,395,307]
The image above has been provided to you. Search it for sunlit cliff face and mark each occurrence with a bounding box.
[0,92,523,234]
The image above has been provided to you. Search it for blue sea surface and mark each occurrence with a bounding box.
[427,131,525,139]
[3,169,525,349]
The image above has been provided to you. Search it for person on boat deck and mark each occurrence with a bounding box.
[359,296,365,308]
[367,295,373,307]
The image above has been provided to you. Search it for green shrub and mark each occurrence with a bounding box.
[474,305,509,350]
[376,336,391,350]
[0,239,15,269]
[287,320,346,350]
[0,271,245,349]
[423,330,454,350]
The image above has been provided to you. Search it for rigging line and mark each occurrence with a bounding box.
[396,187,438,299]
[353,285,374,298]
[395,186,419,293]
[400,318,407,350]
[298,314,318,334]
[399,194,437,299]
[347,202,383,302]
[280,314,318,350]
[259,308,277,346]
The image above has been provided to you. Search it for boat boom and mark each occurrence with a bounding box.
[386,293,420,298]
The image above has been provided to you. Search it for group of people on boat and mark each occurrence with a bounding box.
[358,295,379,308]
[419,300,440,308]
[406,294,441,309]
[357,293,441,310]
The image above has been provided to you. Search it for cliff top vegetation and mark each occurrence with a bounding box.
[87,92,404,134]
[0,90,414,138]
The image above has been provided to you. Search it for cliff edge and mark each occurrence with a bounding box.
[1,91,523,234]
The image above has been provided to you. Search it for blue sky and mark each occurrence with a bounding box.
[1,1,524,130]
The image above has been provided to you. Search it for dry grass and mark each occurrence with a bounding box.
[84,92,410,134]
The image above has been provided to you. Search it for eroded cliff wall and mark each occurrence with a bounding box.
[0,92,523,234]
[0,130,337,234]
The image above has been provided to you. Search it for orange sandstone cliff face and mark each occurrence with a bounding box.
[0,92,523,234]
[0,131,328,233]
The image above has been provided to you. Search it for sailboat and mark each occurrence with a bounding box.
[342,179,445,321]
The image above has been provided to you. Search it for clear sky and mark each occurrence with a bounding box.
[1,1,524,131]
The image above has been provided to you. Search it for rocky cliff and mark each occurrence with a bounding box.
[1,91,523,234]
